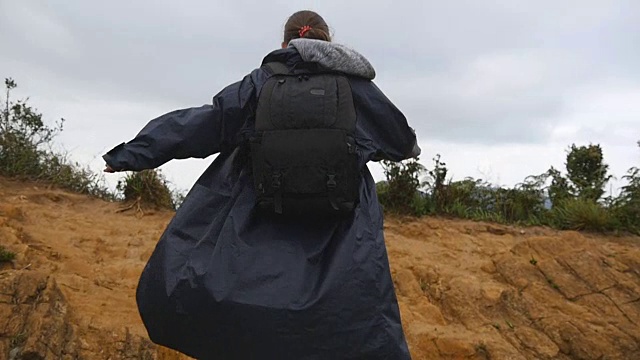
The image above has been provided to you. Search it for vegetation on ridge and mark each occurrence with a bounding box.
[2,76,639,236]
[0,78,182,213]
[378,142,640,235]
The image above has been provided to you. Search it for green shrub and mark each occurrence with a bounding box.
[379,157,426,215]
[0,245,16,263]
[547,167,573,205]
[441,178,485,213]
[446,200,472,219]
[426,154,448,213]
[550,198,616,232]
[410,193,434,217]
[376,142,640,235]
[494,174,548,223]
[116,169,176,210]
[376,180,389,206]
[611,166,640,234]
[470,208,506,223]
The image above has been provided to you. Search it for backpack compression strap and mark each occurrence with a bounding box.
[265,62,291,76]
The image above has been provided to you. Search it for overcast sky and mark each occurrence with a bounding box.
[1,0,639,195]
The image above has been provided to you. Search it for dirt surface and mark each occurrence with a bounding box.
[0,177,639,359]
[386,217,640,360]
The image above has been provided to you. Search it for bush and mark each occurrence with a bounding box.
[611,166,640,234]
[439,178,486,215]
[379,157,426,215]
[0,245,16,263]
[549,198,616,232]
[422,172,546,225]
[0,78,113,199]
[427,154,448,213]
[470,208,506,224]
[116,169,177,210]
[494,174,548,224]
[408,192,434,217]
[376,145,640,235]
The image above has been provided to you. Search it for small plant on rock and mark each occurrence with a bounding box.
[0,245,16,263]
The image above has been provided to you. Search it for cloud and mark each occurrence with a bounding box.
[378,48,589,144]
[1,0,639,192]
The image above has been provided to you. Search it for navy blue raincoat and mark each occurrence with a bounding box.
[103,45,418,360]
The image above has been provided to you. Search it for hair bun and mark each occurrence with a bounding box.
[299,25,312,38]
[284,11,331,43]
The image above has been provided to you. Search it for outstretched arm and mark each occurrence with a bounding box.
[102,74,257,172]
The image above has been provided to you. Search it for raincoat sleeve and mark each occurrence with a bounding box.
[351,79,421,163]
[102,74,257,172]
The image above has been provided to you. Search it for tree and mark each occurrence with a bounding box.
[0,77,111,198]
[426,154,448,212]
[546,166,573,205]
[565,144,611,202]
[0,78,62,177]
[612,141,640,233]
[1,78,64,148]
[380,157,426,215]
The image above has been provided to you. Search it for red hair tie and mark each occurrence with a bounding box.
[299,25,312,38]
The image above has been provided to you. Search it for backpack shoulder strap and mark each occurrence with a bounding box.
[264,62,291,76]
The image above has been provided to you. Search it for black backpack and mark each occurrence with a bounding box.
[249,62,361,217]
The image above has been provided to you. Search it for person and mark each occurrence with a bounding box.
[103,10,420,360]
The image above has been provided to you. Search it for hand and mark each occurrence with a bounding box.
[104,165,116,173]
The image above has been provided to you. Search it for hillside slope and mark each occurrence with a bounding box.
[0,177,639,359]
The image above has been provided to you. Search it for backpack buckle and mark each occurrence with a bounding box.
[272,172,282,189]
[327,174,337,190]
[327,173,340,211]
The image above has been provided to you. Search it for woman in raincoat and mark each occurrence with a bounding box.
[104,10,420,360]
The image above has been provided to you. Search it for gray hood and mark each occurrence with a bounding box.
[288,39,376,80]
